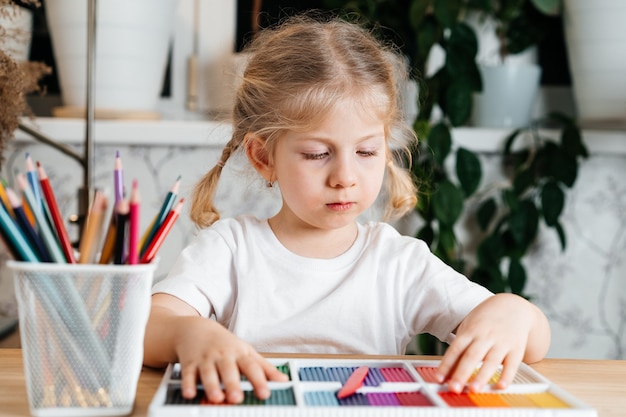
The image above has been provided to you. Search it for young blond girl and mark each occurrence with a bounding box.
[144,15,550,405]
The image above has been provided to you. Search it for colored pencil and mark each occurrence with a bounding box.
[127,180,141,264]
[25,153,43,215]
[337,366,369,399]
[0,228,20,260]
[16,174,66,263]
[78,191,108,264]
[37,162,77,263]
[0,200,39,262]
[6,187,51,262]
[140,175,180,257]
[140,198,184,264]
[138,215,156,253]
[98,213,117,264]
[113,199,129,265]
[0,179,15,218]
[114,150,124,204]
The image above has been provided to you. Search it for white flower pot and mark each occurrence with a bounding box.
[0,5,33,62]
[563,0,626,124]
[472,64,542,128]
[46,0,178,113]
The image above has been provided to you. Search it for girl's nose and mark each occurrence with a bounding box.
[329,156,357,188]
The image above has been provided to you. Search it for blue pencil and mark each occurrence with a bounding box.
[140,175,180,257]
[17,173,66,263]
[0,201,40,262]
[6,187,52,262]
[25,153,44,215]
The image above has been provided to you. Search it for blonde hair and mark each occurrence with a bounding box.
[191,14,418,228]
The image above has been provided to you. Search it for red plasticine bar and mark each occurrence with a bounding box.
[336,366,369,399]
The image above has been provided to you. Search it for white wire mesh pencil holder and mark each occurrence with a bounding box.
[8,260,157,417]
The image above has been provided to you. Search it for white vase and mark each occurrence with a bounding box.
[472,64,542,128]
[465,12,542,128]
[0,5,33,62]
[46,0,178,113]
[563,0,626,124]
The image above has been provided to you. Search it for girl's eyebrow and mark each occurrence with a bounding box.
[298,133,385,143]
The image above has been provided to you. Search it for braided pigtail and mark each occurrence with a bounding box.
[383,157,418,221]
[190,136,243,228]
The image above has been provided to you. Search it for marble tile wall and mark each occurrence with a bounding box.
[1,131,624,360]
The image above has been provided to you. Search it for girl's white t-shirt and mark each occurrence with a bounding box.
[152,215,493,354]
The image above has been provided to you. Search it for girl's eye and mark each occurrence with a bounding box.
[303,152,328,160]
[357,150,378,157]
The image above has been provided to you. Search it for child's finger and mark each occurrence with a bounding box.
[180,362,200,399]
[238,355,271,400]
[436,338,468,384]
[216,358,244,404]
[445,342,491,393]
[260,355,290,382]
[467,349,503,392]
[197,362,225,403]
[496,351,524,390]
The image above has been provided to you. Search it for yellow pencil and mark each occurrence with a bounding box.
[0,180,15,218]
[78,191,108,264]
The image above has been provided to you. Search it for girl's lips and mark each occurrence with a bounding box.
[327,202,354,211]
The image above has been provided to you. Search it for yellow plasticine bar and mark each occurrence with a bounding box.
[500,393,537,407]
[469,367,501,385]
[527,392,570,408]
[468,393,510,407]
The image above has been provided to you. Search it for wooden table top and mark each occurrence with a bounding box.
[1,349,624,416]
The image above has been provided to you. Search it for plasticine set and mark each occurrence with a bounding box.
[148,357,597,417]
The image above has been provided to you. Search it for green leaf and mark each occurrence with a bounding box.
[513,167,535,195]
[477,234,504,267]
[554,221,566,250]
[433,0,463,28]
[409,0,430,31]
[530,0,562,15]
[561,124,588,159]
[502,189,519,211]
[471,265,506,293]
[427,123,452,166]
[432,180,464,226]
[415,14,440,65]
[477,198,497,231]
[508,258,527,295]
[435,224,458,261]
[443,81,473,126]
[552,150,578,188]
[456,147,482,197]
[417,224,435,246]
[508,201,539,249]
[503,128,522,155]
[541,180,565,226]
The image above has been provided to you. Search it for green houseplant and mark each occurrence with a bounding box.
[323,0,587,352]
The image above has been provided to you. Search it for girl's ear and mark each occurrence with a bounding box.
[244,134,274,182]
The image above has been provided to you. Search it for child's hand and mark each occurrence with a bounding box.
[436,293,550,393]
[143,294,289,404]
[175,316,289,403]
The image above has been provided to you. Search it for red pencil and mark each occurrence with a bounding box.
[128,180,141,264]
[140,198,184,264]
[37,162,76,263]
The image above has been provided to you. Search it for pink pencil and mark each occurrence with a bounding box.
[127,180,140,264]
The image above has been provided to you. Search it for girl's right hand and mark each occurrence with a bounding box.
[175,316,288,403]
[143,294,288,404]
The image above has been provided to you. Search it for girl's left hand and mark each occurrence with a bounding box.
[436,293,551,393]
